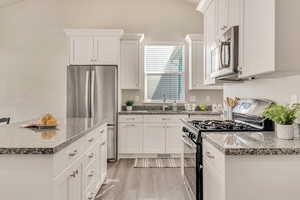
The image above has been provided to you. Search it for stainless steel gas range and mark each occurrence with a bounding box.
[181,99,274,200]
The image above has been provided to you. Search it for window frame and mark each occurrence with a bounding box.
[143,42,186,103]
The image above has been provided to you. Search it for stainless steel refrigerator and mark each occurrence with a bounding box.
[67,65,118,161]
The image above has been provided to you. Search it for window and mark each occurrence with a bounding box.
[144,44,185,102]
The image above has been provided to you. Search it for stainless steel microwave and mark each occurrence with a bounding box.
[211,26,239,80]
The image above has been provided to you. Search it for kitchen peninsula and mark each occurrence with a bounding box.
[201,131,300,200]
[0,118,107,200]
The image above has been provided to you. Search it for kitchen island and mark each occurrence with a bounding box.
[201,131,300,200]
[0,118,107,200]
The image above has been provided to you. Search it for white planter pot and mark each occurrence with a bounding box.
[276,124,294,140]
[126,106,133,111]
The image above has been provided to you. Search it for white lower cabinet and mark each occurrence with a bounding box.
[165,124,182,154]
[119,115,222,157]
[55,125,107,200]
[55,160,84,200]
[119,115,192,156]
[143,124,165,153]
[203,159,225,200]
[99,140,107,184]
[118,123,143,154]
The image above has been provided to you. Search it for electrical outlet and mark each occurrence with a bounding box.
[290,94,298,105]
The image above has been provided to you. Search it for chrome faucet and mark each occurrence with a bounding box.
[162,94,168,111]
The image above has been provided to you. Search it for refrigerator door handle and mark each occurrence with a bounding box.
[85,70,90,117]
[91,70,95,118]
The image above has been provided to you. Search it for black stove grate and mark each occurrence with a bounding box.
[190,120,261,131]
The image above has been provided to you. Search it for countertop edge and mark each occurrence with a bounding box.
[202,134,300,156]
[0,121,107,155]
[118,111,222,115]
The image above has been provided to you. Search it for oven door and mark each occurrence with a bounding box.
[182,134,197,200]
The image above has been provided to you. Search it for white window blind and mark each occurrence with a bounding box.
[144,45,185,102]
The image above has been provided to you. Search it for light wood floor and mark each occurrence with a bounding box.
[96,159,189,200]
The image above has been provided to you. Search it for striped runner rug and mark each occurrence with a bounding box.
[133,158,195,168]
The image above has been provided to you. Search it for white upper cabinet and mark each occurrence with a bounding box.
[216,0,228,36]
[239,0,300,79]
[70,36,94,65]
[120,34,144,89]
[186,34,222,90]
[65,29,124,66]
[199,0,300,80]
[216,0,240,36]
[227,0,240,28]
[94,37,121,65]
[201,0,219,85]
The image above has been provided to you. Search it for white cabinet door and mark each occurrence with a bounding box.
[54,161,84,200]
[120,40,140,89]
[227,0,240,28]
[165,124,182,154]
[189,40,204,90]
[239,0,275,78]
[94,37,120,65]
[143,124,165,153]
[99,140,107,184]
[118,123,143,154]
[203,159,225,200]
[70,36,94,65]
[216,0,228,35]
[204,0,218,85]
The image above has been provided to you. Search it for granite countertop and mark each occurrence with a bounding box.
[203,131,300,156]
[119,110,222,115]
[0,118,106,155]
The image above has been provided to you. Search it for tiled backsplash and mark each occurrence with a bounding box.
[122,90,224,106]
[121,104,213,111]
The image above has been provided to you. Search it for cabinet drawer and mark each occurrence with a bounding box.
[53,139,84,177]
[144,115,184,123]
[203,140,225,174]
[83,125,106,150]
[119,115,143,123]
[86,188,97,200]
[83,144,98,169]
[86,160,98,189]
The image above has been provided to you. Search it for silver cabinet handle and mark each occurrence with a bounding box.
[88,137,94,142]
[206,152,215,159]
[100,129,104,134]
[88,192,94,200]
[88,152,94,159]
[88,170,95,177]
[162,118,170,120]
[68,150,78,157]
[70,171,76,178]
[70,170,78,178]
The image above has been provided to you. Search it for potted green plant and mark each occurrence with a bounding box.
[263,104,298,140]
[125,100,134,111]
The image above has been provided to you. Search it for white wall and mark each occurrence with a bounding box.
[0,0,221,122]
[223,75,300,104]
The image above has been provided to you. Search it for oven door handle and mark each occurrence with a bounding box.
[181,136,196,149]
